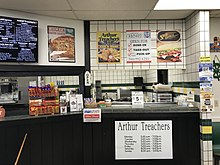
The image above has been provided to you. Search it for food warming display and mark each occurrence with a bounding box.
[28,84,59,116]
[0,16,38,62]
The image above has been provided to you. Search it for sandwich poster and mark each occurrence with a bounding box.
[126,30,151,63]
[157,30,182,63]
[97,32,121,64]
[48,26,75,62]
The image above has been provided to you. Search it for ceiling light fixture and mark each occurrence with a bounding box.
[154,0,220,10]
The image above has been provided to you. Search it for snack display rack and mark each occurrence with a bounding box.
[28,84,59,116]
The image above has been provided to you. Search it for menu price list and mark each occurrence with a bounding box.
[0,16,38,62]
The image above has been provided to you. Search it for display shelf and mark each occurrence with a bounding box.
[28,85,59,116]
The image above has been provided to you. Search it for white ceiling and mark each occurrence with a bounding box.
[0,0,218,20]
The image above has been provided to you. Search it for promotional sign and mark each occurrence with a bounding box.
[200,83,213,92]
[200,92,214,112]
[83,108,101,122]
[84,71,91,86]
[96,32,121,64]
[210,36,220,52]
[157,30,182,63]
[187,91,194,103]
[131,91,144,108]
[48,26,75,62]
[199,63,213,82]
[126,30,151,63]
[115,120,173,160]
[200,56,211,63]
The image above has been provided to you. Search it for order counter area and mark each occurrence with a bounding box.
[0,103,200,165]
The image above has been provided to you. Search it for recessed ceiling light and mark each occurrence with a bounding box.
[154,0,220,10]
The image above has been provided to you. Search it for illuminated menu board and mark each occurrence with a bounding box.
[0,16,38,62]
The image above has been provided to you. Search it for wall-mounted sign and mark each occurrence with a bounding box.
[126,30,151,63]
[157,30,182,63]
[200,92,214,112]
[84,71,91,86]
[83,108,101,122]
[210,36,220,52]
[48,26,75,62]
[115,120,173,160]
[200,83,213,92]
[131,91,144,108]
[199,63,213,82]
[200,56,211,63]
[96,32,121,64]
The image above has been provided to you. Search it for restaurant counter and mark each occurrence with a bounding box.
[0,103,198,122]
[0,103,200,165]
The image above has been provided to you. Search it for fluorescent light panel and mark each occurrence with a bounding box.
[154,0,220,10]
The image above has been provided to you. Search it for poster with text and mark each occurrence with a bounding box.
[200,92,214,112]
[83,109,101,122]
[126,30,151,63]
[115,120,173,160]
[131,91,144,108]
[157,30,182,63]
[210,36,220,52]
[97,32,121,64]
[199,63,213,82]
[48,26,75,62]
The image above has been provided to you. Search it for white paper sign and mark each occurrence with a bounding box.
[127,30,151,63]
[115,120,173,160]
[132,91,144,108]
[84,71,91,86]
[83,108,101,122]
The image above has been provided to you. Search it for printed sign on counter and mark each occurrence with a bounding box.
[115,120,173,160]
[83,108,101,122]
[132,91,144,108]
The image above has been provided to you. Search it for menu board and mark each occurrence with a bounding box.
[0,16,38,62]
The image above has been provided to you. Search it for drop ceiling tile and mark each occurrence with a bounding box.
[0,0,71,10]
[68,0,158,10]
[24,10,78,20]
[147,10,194,19]
[75,10,150,20]
[210,10,220,15]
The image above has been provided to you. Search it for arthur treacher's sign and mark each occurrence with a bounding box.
[115,120,173,160]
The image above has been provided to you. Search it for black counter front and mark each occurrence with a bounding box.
[0,105,200,165]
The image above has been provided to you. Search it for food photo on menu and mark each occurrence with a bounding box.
[48,26,75,62]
